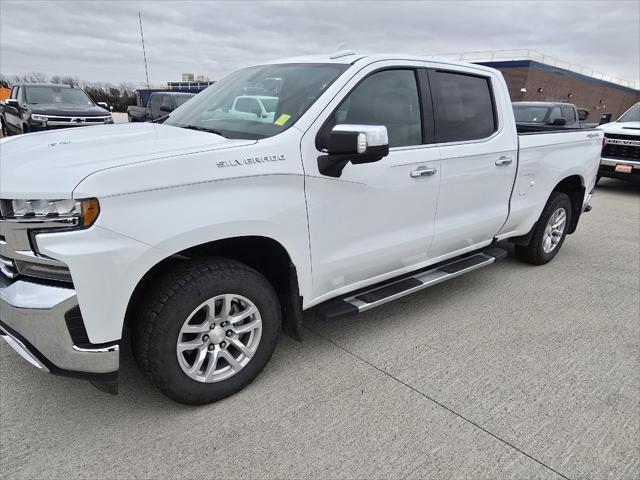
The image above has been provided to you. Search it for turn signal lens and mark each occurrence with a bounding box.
[80,198,100,228]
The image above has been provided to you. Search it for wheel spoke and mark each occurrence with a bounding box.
[230,306,257,325]
[228,337,254,359]
[188,346,208,374]
[202,298,218,323]
[220,294,233,321]
[181,324,210,334]
[220,350,242,372]
[543,236,552,252]
[177,339,204,352]
[204,347,222,381]
[233,318,261,335]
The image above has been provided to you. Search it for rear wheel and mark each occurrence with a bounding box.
[133,258,281,405]
[127,113,133,123]
[515,192,572,265]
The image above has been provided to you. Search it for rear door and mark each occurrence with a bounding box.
[427,68,517,259]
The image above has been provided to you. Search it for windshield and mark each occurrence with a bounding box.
[513,105,549,123]
[165,63,349,139]
[24,86,94,106]
[617,103,640,123]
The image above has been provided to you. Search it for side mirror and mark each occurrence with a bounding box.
[97,101,108,110]
[160,105,173,113]
[551,118,566,126]
[599,113,612,125]
[318,124,389,177]
[5,98,19,108]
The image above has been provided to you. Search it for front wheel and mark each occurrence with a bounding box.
[133,258,281,405]
[515,192,572,265]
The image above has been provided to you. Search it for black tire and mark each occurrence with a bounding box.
[0,117,8,137]
[515,192,572,265]
[132,258,281,405]
[127,113,133,123]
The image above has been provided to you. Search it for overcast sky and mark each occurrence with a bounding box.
[1,0,638,87]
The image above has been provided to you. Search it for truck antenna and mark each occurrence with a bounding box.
[138,11,150,90]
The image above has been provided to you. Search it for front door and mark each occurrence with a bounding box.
[301,65,441,302]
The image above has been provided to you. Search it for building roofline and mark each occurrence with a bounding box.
[477,60,640,95]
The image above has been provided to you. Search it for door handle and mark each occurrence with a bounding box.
[410,167,437,178]
[495,156,513,166]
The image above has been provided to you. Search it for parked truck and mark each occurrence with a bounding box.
[0,53,601,404]
[597,102,640,181]
[127,91,195,122]
[0,83,113,136]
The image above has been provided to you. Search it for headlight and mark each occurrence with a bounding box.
[0,198,100,228]
[31,114,48,122]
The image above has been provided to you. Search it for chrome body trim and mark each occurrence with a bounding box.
[0,327,49,371]
[0,214,73,280]
[601,157,640,168]
[344,253,496,313]
[0,279,119,373]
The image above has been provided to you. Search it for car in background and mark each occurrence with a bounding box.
[127,92,194,122]
[201,95,278,124]
[512,101,585,132]
[0,83,112,136]
[598,102,640,182]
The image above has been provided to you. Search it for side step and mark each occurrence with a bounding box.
[316,248,507,320]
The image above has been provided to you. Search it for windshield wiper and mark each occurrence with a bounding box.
[181,125,227,138]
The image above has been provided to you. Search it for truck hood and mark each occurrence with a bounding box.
[29,103,110,117]
[598,121,640,135]
[0,123,256,198]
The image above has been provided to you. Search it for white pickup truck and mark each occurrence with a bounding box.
[0,53,601,404]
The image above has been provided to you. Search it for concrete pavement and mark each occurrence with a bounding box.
[1,178,638,479]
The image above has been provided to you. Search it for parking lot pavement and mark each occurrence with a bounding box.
[1,179,638,480]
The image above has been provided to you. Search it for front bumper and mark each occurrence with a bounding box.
[599,157,640,180]
[0,274,119,391]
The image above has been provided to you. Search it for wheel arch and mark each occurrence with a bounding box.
[552,174,585,234]
[124,235,304,341]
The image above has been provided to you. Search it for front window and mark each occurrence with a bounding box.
[513,105,550,124]
[24,86,94,106]
[165,63,349,139]
[617,103,640,123]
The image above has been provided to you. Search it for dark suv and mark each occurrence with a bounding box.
[0,83,113,136]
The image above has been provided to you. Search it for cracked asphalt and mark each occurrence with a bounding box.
[1,178,638,479]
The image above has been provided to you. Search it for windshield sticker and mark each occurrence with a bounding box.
[274,114,291,126]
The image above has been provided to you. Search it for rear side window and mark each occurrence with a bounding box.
[429,71,497,143]
[150,94,163,110]
[161,95,172,108]
[561,106,575,122]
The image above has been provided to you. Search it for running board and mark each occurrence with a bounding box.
[316,248,507,320]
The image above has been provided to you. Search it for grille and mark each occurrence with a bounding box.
[602,134,640,161]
